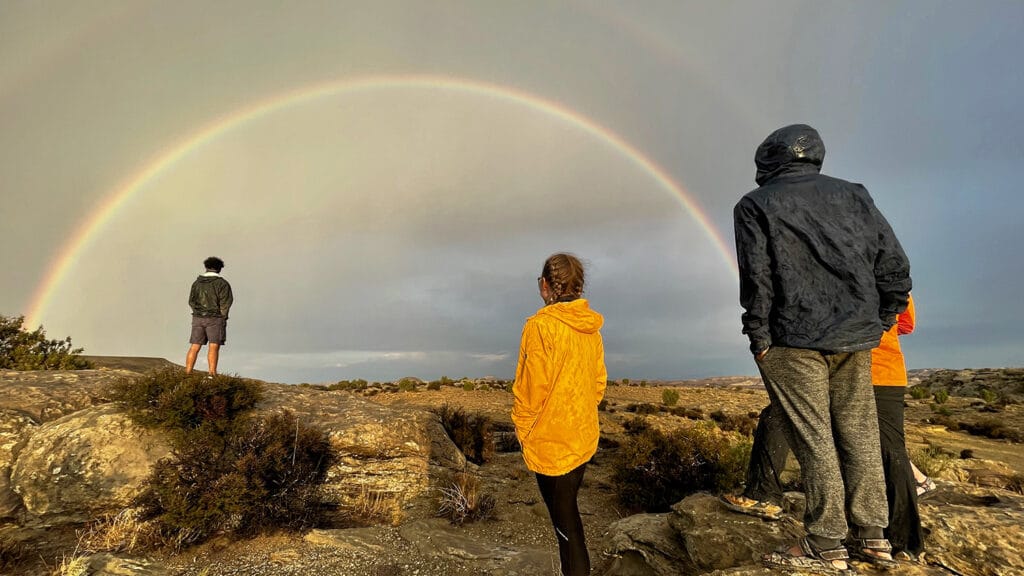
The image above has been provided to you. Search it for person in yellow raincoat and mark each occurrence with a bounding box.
[512,253,607,576]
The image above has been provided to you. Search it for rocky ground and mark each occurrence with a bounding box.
[1,362,1022,576]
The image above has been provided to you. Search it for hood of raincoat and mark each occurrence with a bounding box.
[535,299,604,334]
[754,124,826,185]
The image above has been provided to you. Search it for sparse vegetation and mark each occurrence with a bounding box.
[912,444,957,479]
[933,389,950,405]
[436,472,496,525]
[109,371,334,547]
[612,423,750,513]
[909,385,930,400]
[661,389,680,406]
[0,314,91,370]
[432,404,494,464]
[398,378,418,392]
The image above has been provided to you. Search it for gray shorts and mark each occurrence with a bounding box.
[190,316,227,345]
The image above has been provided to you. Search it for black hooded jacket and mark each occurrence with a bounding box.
[733,124,911,354]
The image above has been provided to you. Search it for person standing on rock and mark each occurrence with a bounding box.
[185,256,233,376]
[733,124,912,573]
[512,253,607,576]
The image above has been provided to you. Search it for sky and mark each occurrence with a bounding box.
[1,1,1021,384]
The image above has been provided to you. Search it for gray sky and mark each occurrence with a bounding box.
[2,1,1021,383]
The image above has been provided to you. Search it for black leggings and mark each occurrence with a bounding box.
[536,462,589,576]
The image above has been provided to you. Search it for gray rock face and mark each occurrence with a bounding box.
[0,409,36,519]
[10,403,172,525]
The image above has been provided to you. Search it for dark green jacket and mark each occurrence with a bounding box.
[189,274,233,318]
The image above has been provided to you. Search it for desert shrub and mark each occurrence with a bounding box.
[933,389,950,405]
[113,372,333,546]
[0,314,91,370]
[397,378,418,392]
[661,389,680,406]
[709,410,756,436]
[668,406,704,420]
[621,378,630,386]
[909,385,930,400]
[462,381,476,391]
[931,405,954,418]
[364,389,380,397]
[136,409,334,545]
[958,417,1024,442]
[639,380,648,387]
[912,444,956,478]
[598,399,609,411]
[437,472,496,525]
[1007,474,1024,495]
[979,389,998,404]
[612,424,750,512]
[635,403,659,415]
[622,415,651,435]
[432,404,494,464]
[960,449,975,459]
[110,369,261,433]
[343,486,401,527]
[79,508,163,554]
[492,421,521,453]
[426,381,442,391]
[328,379,367,392]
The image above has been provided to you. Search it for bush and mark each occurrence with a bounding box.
[598,399,609,412]
[426,381,442,391]
[709,410,757,436]
[612,424,750,513]
[328,379,367,392]
[0,314,91,370]
[661,389,680,406]
[112,371,334,546]
[909,385,930,400]
[462,381,476,391]
[436,472,496,525]
[110,369,262,433]
[912,444,956,478]
[397,378,418,392]
[432,404,494,464]
[933,389,950,405]
[980,389,998,404]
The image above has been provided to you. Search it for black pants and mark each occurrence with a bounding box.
[536,462,589,576]
[873,386,924,554]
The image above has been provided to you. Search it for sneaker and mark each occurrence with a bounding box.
[719,493,784,521]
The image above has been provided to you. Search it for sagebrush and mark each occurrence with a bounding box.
[612,423,750,512]
[111,371,334,547]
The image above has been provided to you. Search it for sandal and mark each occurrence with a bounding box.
[719,493,783,521]
[917,476,937,500]
[762,537,853,575]
[848,537,899,570]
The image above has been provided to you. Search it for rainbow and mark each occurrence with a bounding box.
[26,74,737,328]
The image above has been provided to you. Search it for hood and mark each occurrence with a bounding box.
[754,124,826,185]
[195,275,222,283]
[537,299,603,334]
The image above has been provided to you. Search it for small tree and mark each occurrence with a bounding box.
[0,315,91,370]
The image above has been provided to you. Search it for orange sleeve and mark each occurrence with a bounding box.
[595,334,607,404]
[897,295,915,335]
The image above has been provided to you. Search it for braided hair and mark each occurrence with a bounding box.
[541,253,585,304]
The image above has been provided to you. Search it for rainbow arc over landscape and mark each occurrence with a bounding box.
[26,74,737,329]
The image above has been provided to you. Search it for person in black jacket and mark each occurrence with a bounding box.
[733,124,911,573]
[185,256,233,376]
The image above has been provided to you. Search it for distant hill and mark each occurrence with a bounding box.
[80,355,180,373]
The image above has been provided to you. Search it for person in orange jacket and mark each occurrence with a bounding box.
[870,294,925,558]
[512,253,607,576]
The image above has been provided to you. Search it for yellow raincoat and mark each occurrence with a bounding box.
[512,299,607,476]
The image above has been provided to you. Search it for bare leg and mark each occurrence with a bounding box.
[185,344,202,374]
[910,461,927,484]
[207,343,220,375]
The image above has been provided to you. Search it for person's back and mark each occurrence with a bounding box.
[735,124,910,355]
[734,124,911,573]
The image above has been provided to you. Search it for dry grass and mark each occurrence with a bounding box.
[79,508,164,553]
[436,472,496,525]
[345,486,402,526]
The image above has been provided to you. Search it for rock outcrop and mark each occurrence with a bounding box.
[0,370,468,529]
[603,489,1024,576]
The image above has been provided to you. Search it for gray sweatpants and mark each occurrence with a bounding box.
[757,346,889,546]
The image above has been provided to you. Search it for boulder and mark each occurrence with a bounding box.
[10,403,172,525]
[0,369,130,423]
[0,409,37,519]
[255,384,468,516]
